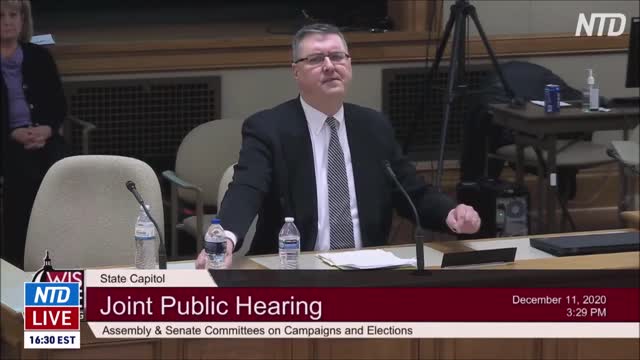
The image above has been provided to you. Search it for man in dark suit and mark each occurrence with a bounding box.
[198,23,481,267]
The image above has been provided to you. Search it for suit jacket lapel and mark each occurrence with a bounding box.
[344,105,374,247]
[281,99,318,251]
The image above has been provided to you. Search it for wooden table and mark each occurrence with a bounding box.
[3,230,639,360]
[489,103,639,233]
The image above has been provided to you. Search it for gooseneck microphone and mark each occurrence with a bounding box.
[126,181,168,270]
[383,161,427,274]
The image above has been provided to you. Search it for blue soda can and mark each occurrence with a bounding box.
[544,84,560,113]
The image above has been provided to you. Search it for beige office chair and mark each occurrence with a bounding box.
[23,155,164,271]
[162,119,242,256]
[217,163,257,257]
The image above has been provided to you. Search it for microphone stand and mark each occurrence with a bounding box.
[384,162,429,275]
[126,181,168,270]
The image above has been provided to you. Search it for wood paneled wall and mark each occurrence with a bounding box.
[44,1,629,75]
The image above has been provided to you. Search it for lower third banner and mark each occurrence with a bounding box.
[82,269,640,339]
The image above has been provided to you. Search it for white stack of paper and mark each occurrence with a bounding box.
[317,249,416,270]
[30,34,55,45]
[530,100,572,107]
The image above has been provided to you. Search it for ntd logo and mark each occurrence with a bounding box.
[42,271,85,315]
[575,13,626,36]
[24,283,80,331]
[34,286,75,304]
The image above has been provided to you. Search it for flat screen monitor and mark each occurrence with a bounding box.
[626,17,639,88]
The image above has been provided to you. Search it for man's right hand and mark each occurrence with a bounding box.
[195,239,234,269]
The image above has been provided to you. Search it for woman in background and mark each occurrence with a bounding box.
[1,0,67,269]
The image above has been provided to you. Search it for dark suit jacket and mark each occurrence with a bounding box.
[218,98,456,255]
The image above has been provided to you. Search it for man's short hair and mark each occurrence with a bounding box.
[292,23,348,62]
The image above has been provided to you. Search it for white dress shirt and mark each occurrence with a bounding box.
[299,96,362,251]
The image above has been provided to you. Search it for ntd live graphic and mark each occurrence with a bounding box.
[24,283,81,348]
[23,252,83,349]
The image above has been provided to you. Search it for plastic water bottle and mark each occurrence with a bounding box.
[279,217,300,269]
[134,205,157,269]
[204,219,226,269]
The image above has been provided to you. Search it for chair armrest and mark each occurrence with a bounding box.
[66,115,97,154]
[162,170,203,194]
[162,170,206,246]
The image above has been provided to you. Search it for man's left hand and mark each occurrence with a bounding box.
[446,204,481,234]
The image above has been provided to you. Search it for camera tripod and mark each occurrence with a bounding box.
[420,0,576,232]
[421,0,516,189]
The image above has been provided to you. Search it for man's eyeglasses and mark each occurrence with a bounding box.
[294,52,351,66]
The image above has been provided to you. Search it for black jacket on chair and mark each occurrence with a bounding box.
[218,98,456,255]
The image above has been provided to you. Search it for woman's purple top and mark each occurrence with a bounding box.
[1,45,32,129]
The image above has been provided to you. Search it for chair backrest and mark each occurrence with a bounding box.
[24,155,164,271]
[175,119,242,207]
[217,163,256,257]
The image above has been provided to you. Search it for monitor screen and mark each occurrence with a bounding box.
[626,17,639,88]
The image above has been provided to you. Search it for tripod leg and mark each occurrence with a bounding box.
[435,8,467,189]
[425,4,458,86]
[405,3,457,156]
[468,7,516,99]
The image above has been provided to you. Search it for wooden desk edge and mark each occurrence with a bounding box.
[246,229,640,270]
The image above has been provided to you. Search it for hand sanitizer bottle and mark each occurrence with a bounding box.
[585,69,599,111]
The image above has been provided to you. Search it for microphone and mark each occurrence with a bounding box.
[383,161,427,274]
[126,181,145,204]
[125,181,168,270]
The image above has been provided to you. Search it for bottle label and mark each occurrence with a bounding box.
[589,88,599,109]
[204,241,226,254]
[135,225,155,241]
[280,239,300,250]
